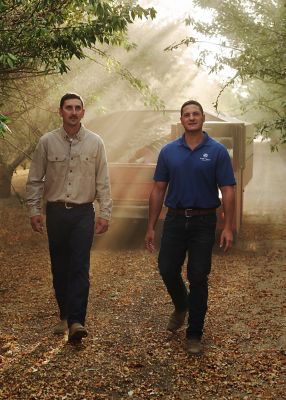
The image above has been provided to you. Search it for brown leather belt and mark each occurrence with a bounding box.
[167,207,217,217]
[47,201,92,209]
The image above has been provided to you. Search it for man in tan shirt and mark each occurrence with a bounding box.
[26,93,112,343]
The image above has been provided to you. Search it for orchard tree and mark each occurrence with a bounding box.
[166,0,286,148]
[0,0,156,79]
[0,0,158,197]
[0,0,158,133]
[0,74,63,197]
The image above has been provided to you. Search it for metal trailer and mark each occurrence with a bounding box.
[107,111,254,235]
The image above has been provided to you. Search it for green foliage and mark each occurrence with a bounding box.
[0,0,156,79]
[166,0,286,147]
[0,113,11,138]
[0,0,161,141]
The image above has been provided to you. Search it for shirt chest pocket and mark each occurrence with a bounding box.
[80,154,96,177]
[47,154,67,178]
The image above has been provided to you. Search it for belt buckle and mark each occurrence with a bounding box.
[185,208,193,217]
[64,202,73,209]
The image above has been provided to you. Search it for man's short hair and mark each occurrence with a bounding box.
[60,93,84,109]
[181,100,204,116]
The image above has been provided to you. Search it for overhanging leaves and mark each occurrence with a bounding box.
[0,0,157,80]
[165,0,286,147]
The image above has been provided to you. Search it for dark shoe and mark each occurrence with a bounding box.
[186,337,202,355]
[53,319,68,335]
[167,310,187,332]
[68,323,88,343]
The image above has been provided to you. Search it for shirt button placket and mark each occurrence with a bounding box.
[67,148,75,199]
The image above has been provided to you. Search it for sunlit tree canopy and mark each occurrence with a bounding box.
[0,0,158,135]
[166,0,286,148]
[0,0,158,197]
[0,0,156,78]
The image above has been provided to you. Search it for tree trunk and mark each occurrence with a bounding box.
[0,164,13,198]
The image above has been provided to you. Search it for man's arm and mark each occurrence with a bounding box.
[145,181,168,253]
[219,185,235,251]
[26,140,47,233]
[94,139,112,233]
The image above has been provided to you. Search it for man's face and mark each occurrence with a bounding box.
[59,98,85,128]
[180,104,205,133]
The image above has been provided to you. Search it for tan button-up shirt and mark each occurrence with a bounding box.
[26,125,112,219]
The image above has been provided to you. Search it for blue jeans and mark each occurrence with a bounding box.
[46,203,95,327]
[158,213,216,338]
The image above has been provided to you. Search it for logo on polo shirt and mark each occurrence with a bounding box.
[200,153,211,161]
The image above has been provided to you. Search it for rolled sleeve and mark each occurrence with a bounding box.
[95,140,112,220]
[26,140,47,216]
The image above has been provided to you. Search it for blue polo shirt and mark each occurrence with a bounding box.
[154,132,236,209]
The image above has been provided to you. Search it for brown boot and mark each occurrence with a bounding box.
[53,319,68,335]
[186,337,202,355]
[68,323,88,343]
[167,310,187,332]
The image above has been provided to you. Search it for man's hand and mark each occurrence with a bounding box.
[220,228,233,252]
[30,215,44,234]
[96,217,109,234]
[144,181,167,253]
[145,229,155,253]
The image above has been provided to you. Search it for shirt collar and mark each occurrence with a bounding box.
[60,124,85,142]
[179,131,209,149]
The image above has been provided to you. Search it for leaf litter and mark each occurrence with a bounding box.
[0,198,285,399]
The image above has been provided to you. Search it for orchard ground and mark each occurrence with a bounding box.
[0,142,285,399]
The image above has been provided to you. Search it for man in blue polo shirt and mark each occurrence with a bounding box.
[145,100,236,355]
